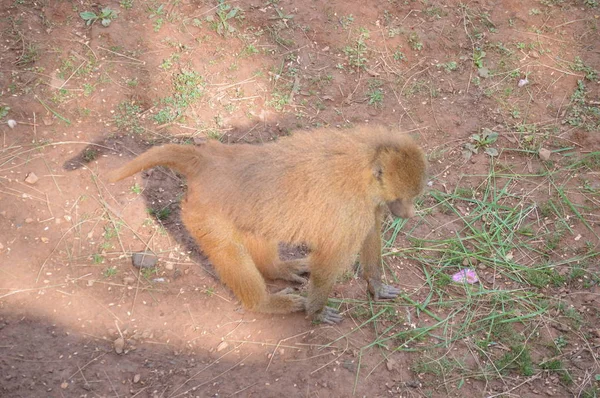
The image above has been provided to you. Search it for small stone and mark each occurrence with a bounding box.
[41,237,49,243]
[114,337,125,354]
[216,341,229,352]
[60,381,68,389]
[165,262,174,271]
[123,277,135,285]
[518,78,529,88]
[86,280,94,287]
[0,242,4,251]
[133,374,141,384]
[538,148,551,161]
[24,172,39,185]
[7,119,17,128]
[386,358,397,371]
[477,67,490,78]
[193,137,207,145]
[25,218,34,223]
[173,269,182,280]
[131,252,158,269]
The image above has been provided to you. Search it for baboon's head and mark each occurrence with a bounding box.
[373,139,427,219]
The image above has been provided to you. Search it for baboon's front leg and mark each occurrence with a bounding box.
[360,208,401,300]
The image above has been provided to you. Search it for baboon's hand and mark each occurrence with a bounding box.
[312,306,343,324]
[368,279,401,300]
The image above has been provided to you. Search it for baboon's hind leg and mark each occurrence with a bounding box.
[186,217,305,314]
[242,234,309,284]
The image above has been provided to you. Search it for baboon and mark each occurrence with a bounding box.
[107,126,427,324]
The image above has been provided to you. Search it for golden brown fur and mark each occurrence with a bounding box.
[107,126,427,323]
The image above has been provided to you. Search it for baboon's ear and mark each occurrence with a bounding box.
[372,162,384,180]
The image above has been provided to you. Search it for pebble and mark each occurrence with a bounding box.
[216,341,229,352]
[114,337,125,354]
[133,374,141,384]
[25,218,34,223]
[165,262,174,271]
[24,172,39,184]
[538,148,551,161]
[132,252,158,269]
[386,358,397,371]
[60,381,68,389]
[123,277,135,285]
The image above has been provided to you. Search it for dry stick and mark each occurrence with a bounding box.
[1,185,46,203]
[59,60,87,90]
[130,387,149,398]
[428,75,442,132]
[170,353,252,398]
[461,7,475,96]
[103,369,120,398]
[309,338,350,375]
[167,348,238,398]
[36,221,87,283]
[77,365,90,387]
[0,284,66,300]
[228,382,259,397]
[32,111,37,141]
[42,157,62,194]
[486,374,541,398]
[266,329,314,371]
[97,46,145,65]
[515,30,569,43]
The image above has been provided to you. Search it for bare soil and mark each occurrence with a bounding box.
[1,0,599,397]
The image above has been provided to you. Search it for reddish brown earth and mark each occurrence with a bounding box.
[1,0,599,397]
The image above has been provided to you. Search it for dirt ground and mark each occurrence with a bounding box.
[1,0,599,397]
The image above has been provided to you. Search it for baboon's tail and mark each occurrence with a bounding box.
[107,144,202,182]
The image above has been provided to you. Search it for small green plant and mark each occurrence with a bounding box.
[82,148,99,162]
[340,14,354,29]
[565,80,600,131]
[93,254,104,264]
[473,48,486,68]
[267,91,289,111]
[436,61,458,72]
[208,0,242,36]
[393,48,406,61]
[571,56,599,81]
[80,8,118,27]
[103,266,117,277]
[83,83,95,97]
[120,0,133,9]
[367,80,384,107]
[141,267,159,279]
[0,106,9,120]
[16,44,39,65]
[408,32,423,51]
[343,30,369,69]
[554,335,568,349]
[463,128,499,158]
[130,183,142,194]
[495,345,534,376]
[149,207,171,221]
[114,101,144,133]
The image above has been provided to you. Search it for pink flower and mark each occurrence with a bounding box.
[452,269,479,284]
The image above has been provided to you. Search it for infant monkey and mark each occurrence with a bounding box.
[108,126,427,324]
